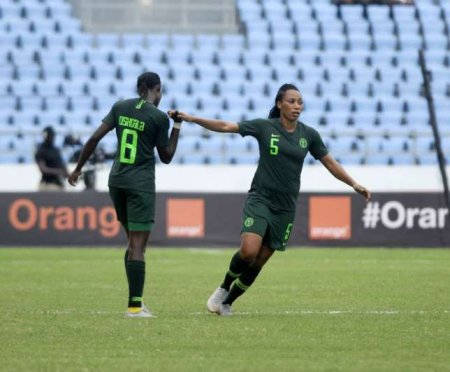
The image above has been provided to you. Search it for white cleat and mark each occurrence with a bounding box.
[125,304,156,318]
[206,287,229,313]
[217,303,232,316]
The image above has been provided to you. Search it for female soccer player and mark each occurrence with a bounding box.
[69,72,182,318]
[170,83,370,316]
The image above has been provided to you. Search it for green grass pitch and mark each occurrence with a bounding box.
[0,247,449,372]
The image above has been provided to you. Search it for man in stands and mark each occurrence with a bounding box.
[35,126,69,191]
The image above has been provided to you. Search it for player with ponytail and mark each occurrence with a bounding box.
[171,83,370,316]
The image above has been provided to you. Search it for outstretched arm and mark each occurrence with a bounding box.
[68,122,110,186]
[320,154,371,201]
[171,111,239,133]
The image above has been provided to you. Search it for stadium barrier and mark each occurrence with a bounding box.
[0,192,448,247]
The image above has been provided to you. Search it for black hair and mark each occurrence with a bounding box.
[268,83,300,119]
[136,72,161,98]
[43,125,55,143]
[43,126,55,136]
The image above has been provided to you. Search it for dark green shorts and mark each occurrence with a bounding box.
[109,187,155,231]
[241,195,295,251]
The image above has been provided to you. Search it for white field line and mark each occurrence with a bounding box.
[31,309,450,316]
[190,310,450,316]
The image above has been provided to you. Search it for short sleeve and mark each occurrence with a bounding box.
[238,119,263,138]
[309,128,329,160]
[102,101,118,128]
[155,114,170,148]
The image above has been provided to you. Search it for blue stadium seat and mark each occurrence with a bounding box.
[0,0,447,165]
[196,96,223,115]
[95,33,120,48]
[226,152,259,165]
[197,34,221,50]
[180,153,208,165]
[177,135,203,153]
[180,124,204,138]
[122,33,146,49]
[9,81,37,96]
[220,34,245,51]
[66,33,93,48]
[170,33,195,51]
[335,153,364,165]
[146,33,170,48]
[237,0,262,22]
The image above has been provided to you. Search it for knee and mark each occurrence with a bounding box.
[239,247,258,263]
[128,245,145,260]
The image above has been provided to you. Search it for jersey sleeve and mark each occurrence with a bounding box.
[238,119,263,138]
[155,114,170,148]
[309,128,329,160]
[102,102,118,128]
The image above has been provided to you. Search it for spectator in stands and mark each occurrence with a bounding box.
[35,126,69,191]
[171,83,371,316]
[68,72,181,318]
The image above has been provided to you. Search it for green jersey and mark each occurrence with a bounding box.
[239,118,328,211]
[103,98,170,192]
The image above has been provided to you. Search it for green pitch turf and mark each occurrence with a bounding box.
[0,248,449,372]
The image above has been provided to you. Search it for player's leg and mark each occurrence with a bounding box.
[126,230,150,308]
[219,206,294,315]
[220,238,273,311]
[220,232,263,291]
[207,197,269,313]
[123,189,155,317]
[109,187,142,314]
[108,190,131,264]
[220,196,270,289]
[236,243,274,296]
[218,212,295,314]
[207,232,264,313]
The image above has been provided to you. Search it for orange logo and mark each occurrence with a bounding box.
[167,199,205,238]
[309,196,351,240]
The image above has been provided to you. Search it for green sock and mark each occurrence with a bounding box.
[126,260,145,308]
[220,251,249,291]
[223,265,261,305]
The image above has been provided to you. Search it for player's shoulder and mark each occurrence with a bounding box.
[151,106,169,124]
[108,98,130,113]
[299,121,321,137]
[114,97,137,108]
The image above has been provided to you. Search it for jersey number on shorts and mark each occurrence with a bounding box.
[284,223,293,242]
[120,128,138,164]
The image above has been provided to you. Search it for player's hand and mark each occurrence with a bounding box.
[167,110,183,123]
[68,169,82,187]
[169,110,193,123]
[353,183,371,202]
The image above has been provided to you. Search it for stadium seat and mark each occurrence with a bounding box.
[0,0,446,165]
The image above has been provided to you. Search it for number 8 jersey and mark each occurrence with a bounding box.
[103,98,170,192]
[238,118,328,212]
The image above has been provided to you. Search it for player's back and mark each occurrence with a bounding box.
[105,98,170,192]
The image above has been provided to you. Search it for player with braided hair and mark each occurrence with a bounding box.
[170,83,370,316]
[69,72,182,318]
